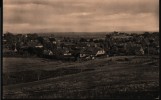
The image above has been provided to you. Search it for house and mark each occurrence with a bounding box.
[43,37,50,43]
[62,48,72,56]
[49,37,57,44]
[95,48,106,56]
[35,43,43,48]
[42,49,55,59]
[45,47,76,61]
[51,47,72,57]
[86,42,100,47]
[35,45,43,48]
[135,46,144,56]
[80,47,106,59]
[43,50,53,55]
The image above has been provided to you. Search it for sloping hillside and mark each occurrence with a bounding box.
[3,56,159,99]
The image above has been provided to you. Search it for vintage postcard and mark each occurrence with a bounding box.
[3,0,159,99]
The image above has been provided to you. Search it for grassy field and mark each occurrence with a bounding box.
[3,56,159,99]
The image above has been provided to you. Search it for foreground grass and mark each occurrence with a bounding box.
[3,56,159,99]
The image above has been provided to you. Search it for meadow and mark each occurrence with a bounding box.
[3,56,159,99]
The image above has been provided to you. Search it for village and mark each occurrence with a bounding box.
[3,32,159,61]
[2,0,159,99]
[3,31,159,99]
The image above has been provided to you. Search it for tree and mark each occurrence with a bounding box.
[79,38,87,42]
[94,39,99,43]
[143,32,150,38]
[98,39,104,43]
[37,36,44,44]
[89,38,93,42]
[4,32,15,43]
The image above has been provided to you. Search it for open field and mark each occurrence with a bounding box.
[3,56,159,99]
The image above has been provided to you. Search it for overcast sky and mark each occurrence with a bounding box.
[3,0,159,33]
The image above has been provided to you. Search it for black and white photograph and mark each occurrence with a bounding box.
[2,0,159,99]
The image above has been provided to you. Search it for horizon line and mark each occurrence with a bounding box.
[3,31,159,34]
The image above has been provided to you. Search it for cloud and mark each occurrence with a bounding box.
[3,0,159,33]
